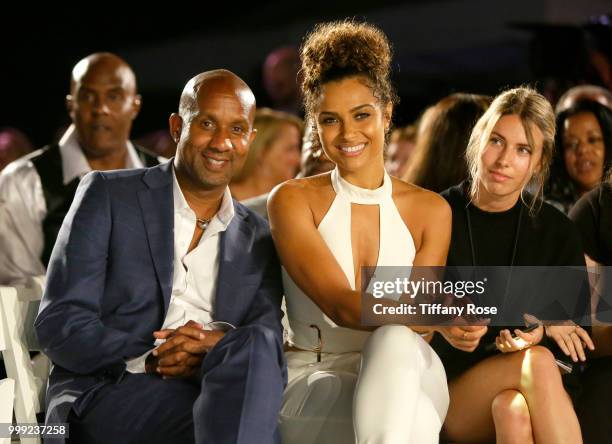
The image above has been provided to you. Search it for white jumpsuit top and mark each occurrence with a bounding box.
[280,168,449,444]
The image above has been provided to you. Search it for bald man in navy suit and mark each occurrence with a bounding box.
[36,69,286,444]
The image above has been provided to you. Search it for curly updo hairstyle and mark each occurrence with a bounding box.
[300,20,399,150]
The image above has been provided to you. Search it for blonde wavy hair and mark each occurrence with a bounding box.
[232,108,303,183]
[465,87,555,214]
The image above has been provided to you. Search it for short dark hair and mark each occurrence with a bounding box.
[548,100,612,203]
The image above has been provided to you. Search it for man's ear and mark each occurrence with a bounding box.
[131,94,142,120]
[169,113,183,143]
[66,94,74,115]
[248,128,258,147]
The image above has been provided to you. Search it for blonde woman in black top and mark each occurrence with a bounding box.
[432,87,592,443]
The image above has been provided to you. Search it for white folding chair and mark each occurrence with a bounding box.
[0,306,15,444]
[0,276,48,444]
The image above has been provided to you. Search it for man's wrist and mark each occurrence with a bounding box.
[145,353,158,374]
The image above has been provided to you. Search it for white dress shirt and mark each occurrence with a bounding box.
[126,167,235,373]
[0,125,146,285]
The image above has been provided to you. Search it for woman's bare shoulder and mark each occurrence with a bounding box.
[268,172,333,210]
[391,177,451,219]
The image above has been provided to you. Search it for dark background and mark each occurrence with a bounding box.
[1,1,610,147]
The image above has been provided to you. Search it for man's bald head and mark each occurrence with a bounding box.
[67,52,141,159]
[178,69,255,122]
[170,69,258,194]
[70,52,137,95]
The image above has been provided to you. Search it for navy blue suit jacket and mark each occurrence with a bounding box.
[35,161,285,424]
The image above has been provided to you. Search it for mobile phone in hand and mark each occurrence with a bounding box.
[511,323,539,339]
[485,323,540,352]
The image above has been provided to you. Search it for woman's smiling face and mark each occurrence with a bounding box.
[562,111,606,194]
[315,76,391,179]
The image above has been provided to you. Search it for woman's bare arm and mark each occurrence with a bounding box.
[404,190,453,335]
[268,180,367,329]
[269,181,452,331]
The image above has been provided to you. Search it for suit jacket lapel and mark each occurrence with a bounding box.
[138,161,174,314]
[215,204,254,323]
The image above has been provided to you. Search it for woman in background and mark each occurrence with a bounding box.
[402,93,491,193]
[547,100,612,212]
[385,123,417,178]
[230,108,302,204]
[297,120,336,178]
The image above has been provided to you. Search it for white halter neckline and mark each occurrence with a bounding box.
[330,167,392,205]
[281,164,416,353]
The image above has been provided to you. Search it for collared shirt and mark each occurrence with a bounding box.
[125,166,235,373]
[0,125,145,285]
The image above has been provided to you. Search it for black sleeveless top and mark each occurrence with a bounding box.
[30,143,160,266]
[431,181,587,379]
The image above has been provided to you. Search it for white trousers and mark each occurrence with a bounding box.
[279,325,449,444]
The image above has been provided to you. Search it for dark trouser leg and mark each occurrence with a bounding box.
[66,374,199,444]
[194,324,286,444]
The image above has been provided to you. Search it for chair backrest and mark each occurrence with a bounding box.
[0,299,16,444]
[0,275,48,444]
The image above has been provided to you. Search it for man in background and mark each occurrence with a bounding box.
[0,52,161,285]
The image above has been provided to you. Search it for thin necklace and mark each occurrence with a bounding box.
[465,202,523,267]
[466,199,523,311]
